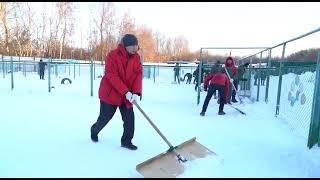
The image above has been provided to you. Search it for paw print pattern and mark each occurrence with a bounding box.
[287,75,306,106]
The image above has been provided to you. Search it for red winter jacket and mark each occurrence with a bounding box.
[203,72,230,101]
[225,56,238,77]
[98,43,142,108]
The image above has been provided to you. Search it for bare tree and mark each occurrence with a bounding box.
[11,3,25,56]
[172,35,190,60]
[164,38,173,61]
[135,25,156,62]
[153,31,166,61]
[80,28,83,59]
[57,2,74,59]
[92,2,115,62]
[38,5,47,57]
[118,13,136,36]
[25,3,35,57]
[10,2,35,57]
[0,2,15,55]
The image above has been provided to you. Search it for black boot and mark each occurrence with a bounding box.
[121,142,138,150]
[231,94,238,103]
[200,112,205,116]
[90,125,98,142]
[218,111,226,115]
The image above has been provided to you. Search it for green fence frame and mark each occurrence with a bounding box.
[307,52,320,148]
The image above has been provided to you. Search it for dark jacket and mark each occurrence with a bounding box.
[193,67,199,77]
[173,64,180,75]
[238,63,250,81]
[39,61,47,71]
[184,73,192,80]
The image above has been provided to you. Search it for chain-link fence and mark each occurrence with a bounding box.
[0,56,105,96]
[235,27,320,148]
[244,64,317,140]
[1,56,198,94]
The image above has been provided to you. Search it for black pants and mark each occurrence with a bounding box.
[40,70,44,80]
[186,77,192,84]
[174,74,180,84]
[195,79,201,91]
[91,101,135,145]
[201,84,226,113]
[232,81,238,100]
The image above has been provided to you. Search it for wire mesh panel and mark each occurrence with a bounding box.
[277,66,316,139]
[264,68,280,106]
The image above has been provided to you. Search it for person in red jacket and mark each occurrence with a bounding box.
[90,34,142,150]
[200,66,229,116]
[224,56,239,103]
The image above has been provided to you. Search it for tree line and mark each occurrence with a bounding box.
[0,2,200,63]
[1,2,318,64]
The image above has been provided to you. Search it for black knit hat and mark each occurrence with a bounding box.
[122,34,138,47]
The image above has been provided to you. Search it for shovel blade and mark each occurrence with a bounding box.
[136,137,216,178]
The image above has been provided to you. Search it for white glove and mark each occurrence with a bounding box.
[131,94,139,103]
[230,79,234,83]
[125,91,133,102]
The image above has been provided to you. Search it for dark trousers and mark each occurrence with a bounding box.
[174,74,180,84]
[40,70,44,80]
[202,84,226,113]
[232,81,238,100]
[195,78,202,91]
[186,77,192,84]
[91,101,135,145]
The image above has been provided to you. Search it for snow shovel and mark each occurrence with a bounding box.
[228,104,246,115]
[133,101,215,178]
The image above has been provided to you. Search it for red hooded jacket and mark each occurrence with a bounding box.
[203,72,229,101]
[98,43,142,108]
[224,56,238,77]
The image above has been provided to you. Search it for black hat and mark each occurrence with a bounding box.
[122,34,138,47]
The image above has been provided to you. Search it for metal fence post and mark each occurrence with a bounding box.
[90,59,93,97]
[73,63,76,79]
[68,62,71,76]
[18,56,21,71]
[265,49,272,102]
[48,58,51,93]
[10,56,14,90]
[197,48,203,105]
[94,60,96,80]
[275,43,286,116]
[55,63,58,78]
[257,52,262,101]
[307,51,320,148]
[64,62,67,74]
[153,65,156,83]
[2,55,5,78]
[23,61,26,77]
[33,56,36,72]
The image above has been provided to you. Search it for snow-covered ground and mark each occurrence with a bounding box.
[0,64,319,178]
